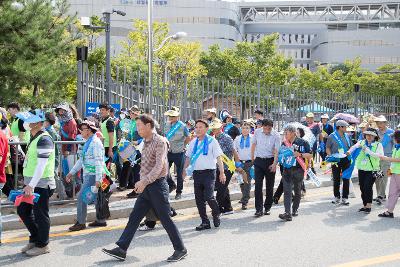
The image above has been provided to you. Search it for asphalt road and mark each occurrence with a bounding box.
[2,186,400,267]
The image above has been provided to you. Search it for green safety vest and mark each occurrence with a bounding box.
[23,132,55,179]
[356,140,380,171]
[10,118,20,137]
[391,148,400,174]
[101,117,116,148]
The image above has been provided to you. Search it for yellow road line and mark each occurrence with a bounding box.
[332,252,400,267]
[2,190,332,244]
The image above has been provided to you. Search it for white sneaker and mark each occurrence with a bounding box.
[349,192,356,198]
[139,225,155,231]
[341,198,350,205]
[21,243,35,253]
[25,245,50,256]
[331,197,340,204]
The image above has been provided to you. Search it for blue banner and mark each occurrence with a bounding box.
[85,102,121,117]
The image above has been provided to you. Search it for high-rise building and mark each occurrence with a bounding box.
[68,0,400,71]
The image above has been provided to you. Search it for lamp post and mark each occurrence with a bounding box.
[354,83,360,118]
[81,8,126,104]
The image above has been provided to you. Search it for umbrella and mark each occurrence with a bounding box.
[283,122,316,148]
[330,113,360,124]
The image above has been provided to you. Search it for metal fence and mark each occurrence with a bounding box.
[4,140,85,207]
[76,63,400,131]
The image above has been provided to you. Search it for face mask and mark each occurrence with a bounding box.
[23,122,31,131]
[120,113,126,120]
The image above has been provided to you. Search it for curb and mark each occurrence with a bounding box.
[2,177,358,231]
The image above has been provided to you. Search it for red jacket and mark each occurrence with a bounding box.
[0,130,9,184]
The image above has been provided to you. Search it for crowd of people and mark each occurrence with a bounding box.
[0,101,399,262]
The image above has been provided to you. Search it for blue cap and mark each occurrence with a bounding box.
[16,109,45,123]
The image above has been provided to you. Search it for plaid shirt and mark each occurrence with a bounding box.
[140,133,169,185]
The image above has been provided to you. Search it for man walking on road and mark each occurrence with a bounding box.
[251,118,280,217]
[164,107,190,200]
[374,115,394,205]
[210,119,239,215]
[183,119,225,231]
[18,110,55,256]
[102,114,187,262]
[279,125,312,221]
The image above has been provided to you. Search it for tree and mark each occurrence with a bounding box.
[200,34,295,86]
[0,0,80,106]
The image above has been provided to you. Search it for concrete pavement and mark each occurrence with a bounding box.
[1,168,350,231]
[2,185,400,267]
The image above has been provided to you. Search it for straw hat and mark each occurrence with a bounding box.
[306,112,315,118]
[205,108,217,114]
[374,115,387,122]
[209,119,223,130]
[164,106,180,117]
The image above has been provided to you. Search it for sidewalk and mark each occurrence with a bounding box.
[1,168,357,231]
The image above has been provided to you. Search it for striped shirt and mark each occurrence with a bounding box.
[140,133,169,185]
[70,135,105,182]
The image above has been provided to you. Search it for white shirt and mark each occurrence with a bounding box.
[234,134,253,161]
[185,136,223,171]
[252,128,281,158]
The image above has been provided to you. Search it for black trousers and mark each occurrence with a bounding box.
[193,169,220,224]
[358,170,376,206]
[283,167,304,214]
[332,157,351,199]
[17,187,54,247]
[215,168,233,213]
[119,161,134,188]
[116,178,185,252]
[254,157,276,212]
[167,152,185,194]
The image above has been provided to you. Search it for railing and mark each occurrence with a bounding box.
[3,140,86,207]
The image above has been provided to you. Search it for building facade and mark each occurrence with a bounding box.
[68,0,400,71]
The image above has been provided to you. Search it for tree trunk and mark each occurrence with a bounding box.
[33,82,39,97]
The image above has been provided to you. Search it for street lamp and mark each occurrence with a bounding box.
[81,8,126,104]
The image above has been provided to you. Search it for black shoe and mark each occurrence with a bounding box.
[127,191,139,199]
[273,197,279,204]
[279,213,292,221]
[358,207,367,212]
[378,211,394,218]
[69,222,86,232]
[241,204,247,210]
[88,221,107,227]
[264,210,271,215]
[195,223,211,231]
[116,187,126,192]
[170,208,178,217]
[254,211,263,217]
[167,249,188,262]
[169,185,177,194]
[175,193,182,200]
[238,200,243,204]
[102,247,127,261]
[376,197,383,205]
[292,210,298,217]
[213,215,221,228]
[363,208,371,214]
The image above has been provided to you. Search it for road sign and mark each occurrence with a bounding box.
[85,102,121,117]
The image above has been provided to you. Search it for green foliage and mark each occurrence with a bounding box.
[0,0,80,106]
[200,34,296,87]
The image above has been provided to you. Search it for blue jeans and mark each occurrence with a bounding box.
[0,183,4,242]
[76,175,104,224]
